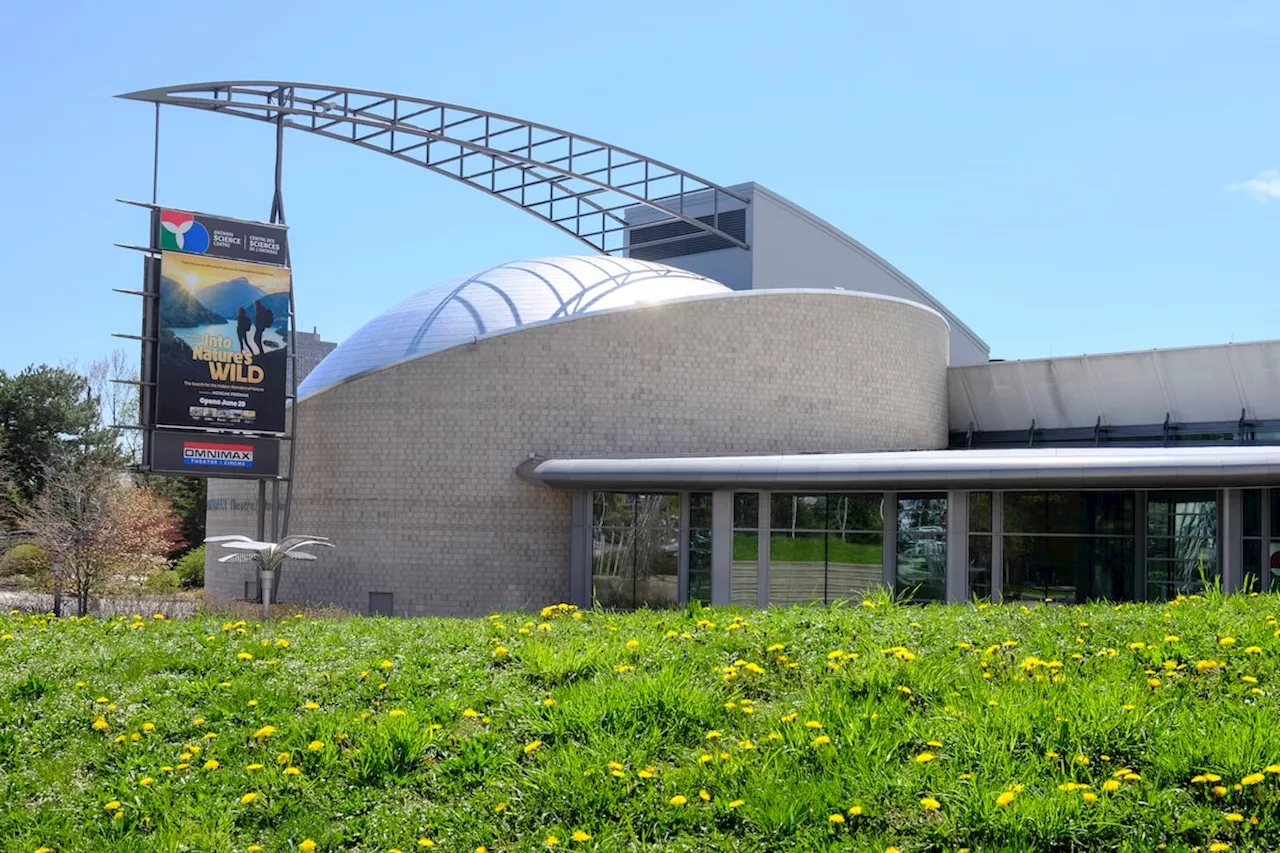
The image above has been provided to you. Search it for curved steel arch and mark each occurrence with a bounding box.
[119,81,750,255]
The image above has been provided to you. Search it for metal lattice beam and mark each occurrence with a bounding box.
[118,81,750,256]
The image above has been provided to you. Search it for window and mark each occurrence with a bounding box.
[1002,492,1135,604]
[1146,491,1218,601]
[968,492,993,599]
[1270,489,1280,594]
[768,494,884,605]
[896,494,947,602]
[687,493,712,605]
[1243,489,1262,593]
[592,493,680,609]
[732,493,759,607]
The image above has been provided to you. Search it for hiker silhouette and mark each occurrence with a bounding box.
[236,306,252,353]
[253,298,274,355]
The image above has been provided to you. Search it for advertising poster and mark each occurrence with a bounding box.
[149,430,280,479]
[157,208,288,265]
[155,251,291,433]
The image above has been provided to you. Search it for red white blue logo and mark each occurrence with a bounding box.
[182,442,254,468]
[160,209,210,254]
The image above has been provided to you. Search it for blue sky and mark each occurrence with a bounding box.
[0,1,1276,374]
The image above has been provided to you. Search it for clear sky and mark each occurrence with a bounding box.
[0,1,1276,374]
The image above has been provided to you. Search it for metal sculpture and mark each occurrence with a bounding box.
[205,534,333,618]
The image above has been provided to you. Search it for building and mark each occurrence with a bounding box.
[183,85,1280,616]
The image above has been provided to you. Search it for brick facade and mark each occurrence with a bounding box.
[206,290,948,615]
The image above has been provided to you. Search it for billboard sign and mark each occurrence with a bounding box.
[154,250,291,434]
[157,208,288,265]
[149,430,280,479]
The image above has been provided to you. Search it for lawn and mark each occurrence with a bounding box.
[2,594,1279,853]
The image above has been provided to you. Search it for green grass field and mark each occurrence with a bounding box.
[2,593,1280,852]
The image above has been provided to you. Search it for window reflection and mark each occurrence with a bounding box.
[1002,492,1136,604]
[592,493,680,610]
[1146,491,1218,601]
[768,494,883,605]
[896,494,947,601]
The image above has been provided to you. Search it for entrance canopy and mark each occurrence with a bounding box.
[518,446,1280,491]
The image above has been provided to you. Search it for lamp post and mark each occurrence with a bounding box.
[205,535,333,619]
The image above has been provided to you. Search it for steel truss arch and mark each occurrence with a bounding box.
[119,81,750,255]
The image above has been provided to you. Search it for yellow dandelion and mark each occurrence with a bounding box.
[810,735,831,748]
[104,800,121,811]
[1225,813,1244,823]
[545,836,559,847]
[308,740,324,752]
[418,841,436,848]
[304,701,320,710]
[920,796,941,810]
[237,652,254,661]
[1219,637,1236,646]
[670,795,687,806]
[524,740,543,755]
[729,799,745,809]
[828,813,845,824]
[92,717,109,731]
[284,767,302,777]
[240,792,259,804]
[995,791,1016,806]
[247,763,264,771]
[203,759,219,771]
[300,841,317,853]
[252,725,276,739]
[1241,772,1264,786]
[805,720,823,729]
[388,709,407,717]
[139,777,154,786]
[1082,792,1098,803]
[570,830,592,842]
[1102,780,1121,793]
[915,752,935,763]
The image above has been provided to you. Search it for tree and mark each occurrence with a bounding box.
[85,350,142,465]
[141,475,206,557]
[0,365,121,520]
[25,459,183,615]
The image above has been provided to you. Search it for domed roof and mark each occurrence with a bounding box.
[299,255,731,397]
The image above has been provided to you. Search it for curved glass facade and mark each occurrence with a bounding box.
[299,256,730,397]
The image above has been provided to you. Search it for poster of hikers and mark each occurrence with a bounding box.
[153,244,292,435]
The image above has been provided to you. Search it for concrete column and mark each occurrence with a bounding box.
[569,490,592,608]
[1222,488,1243,594]
[757,491,770,608]
[882,491,897,592]
[991,491,1004,602]
[710,490,733,607]
[945,490,969,604]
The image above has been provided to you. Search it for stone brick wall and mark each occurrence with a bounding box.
[207,290,949,615]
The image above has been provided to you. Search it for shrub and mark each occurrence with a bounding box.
[2,543,51,582]
[175,545,205,588]
[144,569,181,592]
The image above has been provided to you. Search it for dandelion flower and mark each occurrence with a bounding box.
[995,791,1016,806]
[625,639,639,649]
[1082,792,1098,803]
[1265,764,1280,774]
[828,813,845,824]
[524,740,543,755]
[249,847,263,852]
[570,830,592,842]
[494,802,507,812]
[388,708,407,717]
[300,841,317,853]
[545,836,559,847]
[493,646,508,658]
[139,777,154,786]
[308,740,324,752]
[247,763,264,771]
[141,722,155,732]
[670,795,687,806]
[418,841,435,848]
[805,720,823,729]
[1225,813,1244,823]
[1147,678,1161,688]
[699,788,711,802]
[1212,785,1228,797]
[104,800,121,811]
[1241,773,1264,786]
[926,740,943,748]
[92,717,109,731]
[920,796,941,810]
[810,735,831,748]
[253,725,276,739]
[729,800,744,809]
[915,752,935,763]
[203,759,219,771]
[237,652,254,661]
[1219,637,1236,646]
[1102,780,1121,793]
[240,792,259,804]
[284,767,302,777]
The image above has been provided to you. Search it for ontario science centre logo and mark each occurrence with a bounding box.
[159,209,210,253]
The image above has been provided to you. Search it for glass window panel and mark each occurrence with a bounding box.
[1003,536,1088,604]
[1146,491,1219,597]
[826,531,883,601]
[731,532,758,607]
[896,495,946,602]
[1244,489,1262,539]
[1271,489,1280,537]
[829,495,884,532]
[1269,542,1280,594]
[771,494,827,531]
[632,522,678,609]
[592,526,637,609]
[687,528,711,606]
[768,532,826,605]
[1088,538,1135,602]
[968,534,992,599]
[593,492,632,527]
[733,493,760,530]
[1093,493,1135,535]
[1244,538,1262,594]
[1003,492,1045,535]
[689,492,713,530]
[969,492,992,533]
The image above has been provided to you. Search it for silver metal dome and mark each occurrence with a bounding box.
[299,256,732,397]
